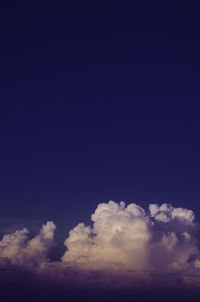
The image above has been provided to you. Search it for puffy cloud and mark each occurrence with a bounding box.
[1,201,200,290]
[62,201,200,287]
[62,201,151,274]
[149,203,195,223]
[0,221,56,268]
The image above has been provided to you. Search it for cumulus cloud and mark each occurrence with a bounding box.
[0,221,56,268]
[61,201,200,287]
[62,201,151,274]
[1,201,200,290]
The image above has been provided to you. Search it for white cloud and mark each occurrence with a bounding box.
[1,201,200,289]
[149,203,195,224]
[0,221,56,268]
[62,201,199,286]
[62,201,151,273]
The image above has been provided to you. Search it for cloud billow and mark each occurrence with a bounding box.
[1,201,200,289]
[0,221,56,268]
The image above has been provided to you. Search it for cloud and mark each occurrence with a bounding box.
[61,201,200,288]
[0,221,56,268]
[62,201,151,274]
[1,201,200,290]
[149,203,195,223]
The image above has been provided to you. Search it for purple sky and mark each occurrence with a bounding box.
[1,1,200,301]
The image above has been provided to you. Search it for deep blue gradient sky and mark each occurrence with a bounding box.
[1,2,200,240]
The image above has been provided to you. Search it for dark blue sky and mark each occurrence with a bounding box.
[1,2,200,239]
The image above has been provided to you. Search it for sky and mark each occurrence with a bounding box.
[1,1,200,301]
